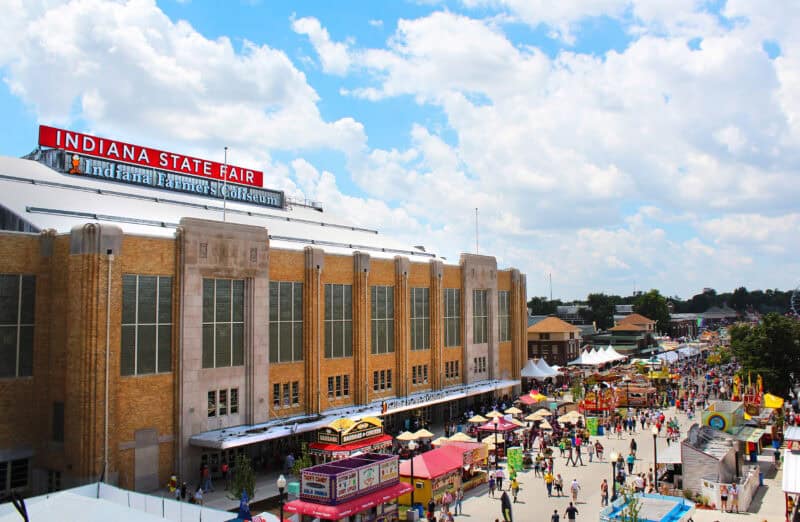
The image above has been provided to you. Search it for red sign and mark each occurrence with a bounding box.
[38,125,263,187]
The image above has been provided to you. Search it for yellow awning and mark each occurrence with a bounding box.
[764,393,784,409]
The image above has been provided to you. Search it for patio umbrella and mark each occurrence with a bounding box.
[508,418,525,427]
[524,413,543,422]
[414,429,435,439]
[449,432,476,442]
[534,408,552,416]
[486,410,504,418]
[557,413,582,424]
[431,437,449,446]
[396,431,418,441]
[539,420,553,430]
[504,406,523,415]
[468,415,488,423]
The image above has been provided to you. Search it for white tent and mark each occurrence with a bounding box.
[656,351,679,363]
[568,350,600,366]
[521,359,552,379]
[603,345,627,362]
[535,358,558,376]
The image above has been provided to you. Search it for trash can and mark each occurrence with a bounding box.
[597,425,604,436]
[406,509,419,521]
[759,472,764,486]
[750,451,757,463]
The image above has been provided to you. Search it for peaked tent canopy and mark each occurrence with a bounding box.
[521,359,552,379]
[535,358,559,376]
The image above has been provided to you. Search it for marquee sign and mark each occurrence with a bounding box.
[39,125,263,186]
[316,417,384,446]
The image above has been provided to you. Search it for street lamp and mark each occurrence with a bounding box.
[408,440,418,508]
[493,417,499,469]
[277,474,287,522]
[651,425,659,491]
[609,452,619,502]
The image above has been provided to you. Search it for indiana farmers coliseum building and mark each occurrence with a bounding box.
[0,126,527,495]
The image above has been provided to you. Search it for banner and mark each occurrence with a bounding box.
[586,417,599,436]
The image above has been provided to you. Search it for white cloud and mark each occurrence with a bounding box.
[291,16,352,75]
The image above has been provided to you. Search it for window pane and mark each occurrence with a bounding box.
[333,285,342,320]
[232,280,244,322]
[371,318,377,354]
[208,391,216,417]
[158,277,172,324]
[202,324,214,368]
[279,323,292,362]
[219,389,228,415]
[344,321,352,357]
[387,321,394,352]
[19,276,34,325]
[232,323,244,366]
[344,286,352,320]
[269,282,279,322]
[0,275,18,325]
[386,289,394,318]
[17,325,33,377]
[202,279,214,323]
[122,275,137,325]
[333,321,343,357]
[0,326,17,377]
[269,319,279,362]
[279,282,292,321]
[230,388,239,414]
[52,402,65,443]
[325,323,332,358]
[9,459,28,489]
[121,325,136,375]
[157,325,171,372]
[216,324,231,367]
[215,280,231,323]
[273,383,280,406]
[137,325,156,374]
[371,286,377,319]
[293,322,303,361]
[376,321,385,354]
[324,285,332,321]
[413,290,423,318]
[137,276,157,324]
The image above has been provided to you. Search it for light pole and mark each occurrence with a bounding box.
[652,425,659,491]
[493,417,499,469]
[277,474,287,522]
[408,440,418,509]
[610,452,619,502]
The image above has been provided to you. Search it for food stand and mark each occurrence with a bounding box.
[285,453,411,522]
[310,417,393,463]
[398,446,466,506]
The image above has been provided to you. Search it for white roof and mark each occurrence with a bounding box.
[602,345,627,362]
[521,359,553,379]
[0,156,437,261]
[784,449,800,494]
[535,358,558,376]
[568,350,600,366]
[0,483,232,522]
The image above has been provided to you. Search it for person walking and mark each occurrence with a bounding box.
[626,452,635,474]
[554,474,564,497]
[564,502,579,521]
[729,482,739,513]
[629,438,637,457]
[544,470,554,497]
[488,474,497,498]
[719,484,728,512]
[495,467,505,491]
[220,460,230,490]
[600,479,609,506]
[551,509,560,522]
[511,477,520,503]
[570,478,581,503]
[587,440,594,463]
[454,486,463,515]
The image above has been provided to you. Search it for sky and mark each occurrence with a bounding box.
[1,0,799,301]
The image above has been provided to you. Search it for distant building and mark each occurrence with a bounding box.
[555,304,591,325]
[669,313,700,339]
[586,313,657,355]
[612,304,634,324]
[527,316,582,366]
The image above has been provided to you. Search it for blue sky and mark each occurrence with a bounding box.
[2,0,799,300]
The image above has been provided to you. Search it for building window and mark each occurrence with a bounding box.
[444,288,461,347]
[324,284,353,358]
[327,374,350,398]
[540,333,550,340]
[47,470,61,493]
[209,388,239,416]
[343,375,350,396]
[371,286,394,354]
[292,381,299,405]
[121,275,172,376]
[207,391,217,418]
[0,459,29,493]
[202,279,245,368]
[445,361,460,380]
[473,356,487,374]
[269,281,303,363]
[52,402,64,443]
[498,291,510,342]
[472,289,488,344]
[0,274,35,378]
[328,377,334,398]
[412,365,429,385]
[373,370,392,392]
[569,332,575,339]
[274,383,281,407]
[283,383,290,407]
[410,288,430,350]
[387,369,392,389]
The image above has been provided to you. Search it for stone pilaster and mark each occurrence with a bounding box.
[304,247,325,414]
[352,252,371,405]
[510,269,523,380]
[429,260,444,390]
[394,257,410,397]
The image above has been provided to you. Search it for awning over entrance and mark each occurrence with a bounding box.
[189,379,518,450]
[309,434,393,454]
[284,482,412,519]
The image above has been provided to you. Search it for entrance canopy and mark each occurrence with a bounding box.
[284,482,411,519]
[477,417,518,432]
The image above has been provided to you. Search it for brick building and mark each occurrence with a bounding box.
[525,316,581,366]
[0,128,528,498]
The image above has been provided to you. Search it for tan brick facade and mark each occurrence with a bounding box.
[0,219,527,496]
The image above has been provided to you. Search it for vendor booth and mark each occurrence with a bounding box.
[310,417,393,463]
[398,445,469,507]
[285,453,411,522]
[702,400,745,434]
[477,417,518,458]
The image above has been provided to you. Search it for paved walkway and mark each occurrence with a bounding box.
[452,405,785,522]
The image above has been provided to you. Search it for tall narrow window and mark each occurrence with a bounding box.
[273,383,280,407]
[282,383,290,407]
[343,375,350,396]
[121,275,172,376]
[324,284,352,358]
[0,274,35,378]
[443,288,461,347]
[387,369,392,389]
[292,381,299,405]
[52,402,64,443]
[328,376,334,398]
[207,391,217,417]
[498,291,511,342]
[370,286,394,354]
[410,288,430,350]
[269,282,303,363]
[472,289,488,344]
[202,279,245,368]
[230,388,239,414]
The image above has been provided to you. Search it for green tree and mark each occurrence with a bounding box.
[229,453,256,501]
[586,293,620,330]
[634,290,671,334]
[731,314,800,394]
[527,296,561,315]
